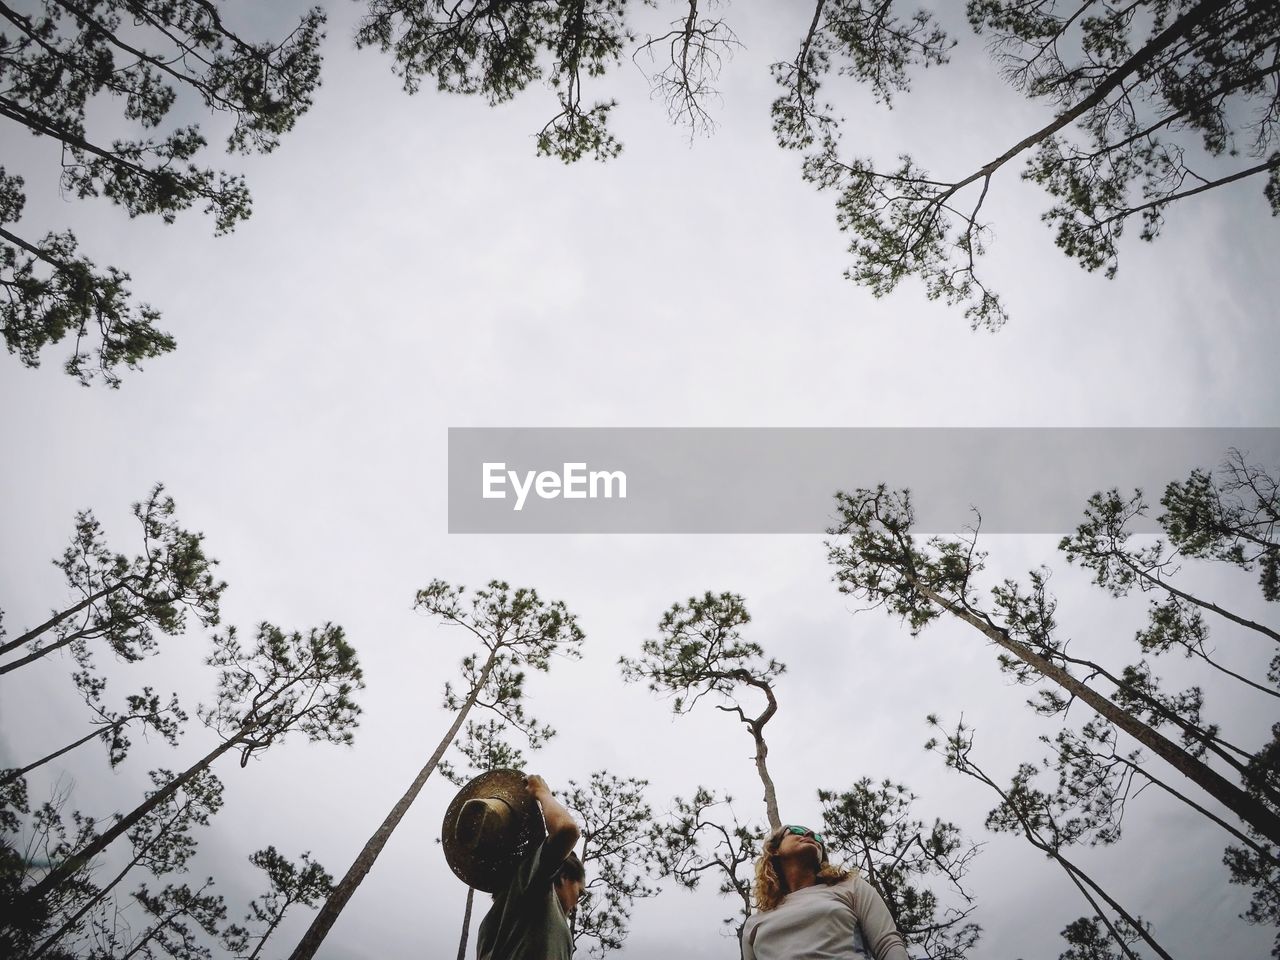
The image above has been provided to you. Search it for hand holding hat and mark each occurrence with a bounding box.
[441,769,547,893]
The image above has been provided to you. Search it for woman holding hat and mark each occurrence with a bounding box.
[741,823,909,960]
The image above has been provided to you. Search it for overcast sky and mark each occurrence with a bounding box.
[2,2,1278,959]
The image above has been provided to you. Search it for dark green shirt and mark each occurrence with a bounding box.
[475,841,572,960]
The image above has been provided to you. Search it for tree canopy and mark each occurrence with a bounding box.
[6,1,1273,387]
[0,1,324,384]
[352,0,1279,328]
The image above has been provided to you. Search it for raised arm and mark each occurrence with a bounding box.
[528,774,580,866]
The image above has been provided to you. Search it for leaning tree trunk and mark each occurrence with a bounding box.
[968,756,1172,960]
[17,730,248,910]
[455,886,475,960]
[31,797,189,959]
[728,669,782,831]
[931,0,1234,205]
[1125,557,1280,644]
[1116,754,1280,868]
[919,583,1280,847]
[0,719,132,788]
[1047,831,1166,960]
[287,646,501,960]
[748,696,781,831]
[246,905,290,960]
[0,578,132,658]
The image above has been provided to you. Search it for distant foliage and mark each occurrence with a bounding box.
[651,786,759,936]
[222,848,334,960]
[563,772,663,956]
[820,777,981,959]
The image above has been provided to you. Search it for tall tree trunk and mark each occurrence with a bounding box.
[17,731,246,909]
[455,886,475,960]
[286,647,501,960]
[919,583,1280,846]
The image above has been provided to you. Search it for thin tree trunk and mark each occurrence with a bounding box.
[1186,646,1280,699]
[1129,559,1280,643]
[118,876,216,960]
[17,731,246,909]
[455,886,475,960]
[1055,860,1142,960]
[918,583,1280,846]
[728,670,781,831]
[119,908,180,960]
[1057,847,1171,960]
[1055,648,1254,777]
[753,728,781,833]
[931,0,1234,206]
[0,580,127,656]
[286,646,501,960]
[32,823,163,958]
[1120,755,1280,869]
[0,720,126,788]
[1052,847,1160,960]
[119,926,162,960]
[0,620,115,675]
[962,753,1170,960]
[246,905,291,960]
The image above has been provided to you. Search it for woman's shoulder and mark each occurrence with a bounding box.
[832,871,897,919]
[825,870,871,902]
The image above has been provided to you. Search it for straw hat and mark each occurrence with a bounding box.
[441,769,547,892]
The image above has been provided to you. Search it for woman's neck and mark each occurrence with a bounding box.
[781,862,819,895]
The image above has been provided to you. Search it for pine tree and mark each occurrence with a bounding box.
[8,621,362,931]
[0,485,224,677]
[562,771,663,956]
[287,579,583,960]
[621,590,785,830]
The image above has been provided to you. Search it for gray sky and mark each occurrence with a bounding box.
[2,2,1278,959]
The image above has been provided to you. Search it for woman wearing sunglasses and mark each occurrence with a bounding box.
[741,824,909,960]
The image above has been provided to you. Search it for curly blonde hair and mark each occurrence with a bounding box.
[752,824,851,911]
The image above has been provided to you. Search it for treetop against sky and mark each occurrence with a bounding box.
[2,0,1275,383]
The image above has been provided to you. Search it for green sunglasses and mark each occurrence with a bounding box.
[783,825,825,845]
